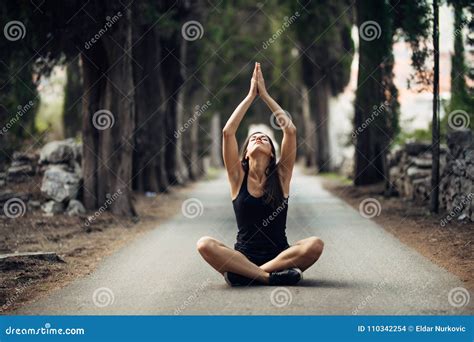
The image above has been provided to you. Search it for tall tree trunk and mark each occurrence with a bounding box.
[210,112,222,168]
[81,44,105,210]
[354,0,393,185]
[63,56,82,138]
[311,78,331,172]
[160,33,184,186]
[132,18,167,193]
[430,0,440,213]
[82,6,136,216]
[174,37,190,184]
[301,85,316,167]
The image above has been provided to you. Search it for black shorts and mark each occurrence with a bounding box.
[236,244,291,266]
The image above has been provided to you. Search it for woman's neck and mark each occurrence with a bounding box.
[248,156,269,183]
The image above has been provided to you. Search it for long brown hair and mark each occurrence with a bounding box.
[239,131,284,210]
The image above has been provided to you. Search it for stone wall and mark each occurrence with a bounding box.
[439,130,474,222]
[0,139,85,217]
[388,129,473,222]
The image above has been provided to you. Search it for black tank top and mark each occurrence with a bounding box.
[232,168,290,254]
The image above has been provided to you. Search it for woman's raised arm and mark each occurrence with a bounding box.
[222,62,258,182]
[256,63,297,178]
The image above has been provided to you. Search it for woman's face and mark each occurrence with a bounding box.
[246,133,273,159]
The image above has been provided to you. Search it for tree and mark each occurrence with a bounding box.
[81,2,136,216]
[354,0,395,185]
[292,0,354,172]
[354,0,432,186]
[431,0,440,213]
[63,56,82,138]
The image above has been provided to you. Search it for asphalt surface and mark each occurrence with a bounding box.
[14,167,473,315]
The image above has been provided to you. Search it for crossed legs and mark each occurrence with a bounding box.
[196,236,324,284]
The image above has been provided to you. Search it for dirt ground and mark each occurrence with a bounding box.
[321,175,474,292]
[0,176,198,314]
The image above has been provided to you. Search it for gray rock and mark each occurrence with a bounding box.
[452,160,466,176]
[41,200,64,214]
[67,199,86,216]
[28,200,41,211]
[41,166,81,202]
[12,151,38,163]
[39,139,77,164]
[406,166,431,179]
[466,165,474,180]
[411,157,432,169]
[447,130,474,157]
[404,142,431,156]
[7,164,34,176]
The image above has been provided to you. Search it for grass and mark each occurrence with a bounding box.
[204,166,222,181]
[318,172,352,185]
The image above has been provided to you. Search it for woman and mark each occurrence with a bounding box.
[197,62,324,286]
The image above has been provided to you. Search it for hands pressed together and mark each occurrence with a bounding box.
[248,62,269,99]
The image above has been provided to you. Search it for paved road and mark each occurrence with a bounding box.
[14,167,473,315]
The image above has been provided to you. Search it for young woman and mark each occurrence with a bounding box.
[197,62,324,286]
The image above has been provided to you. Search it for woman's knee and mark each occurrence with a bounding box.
[196,236,216,255]
[304,236,324,260]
